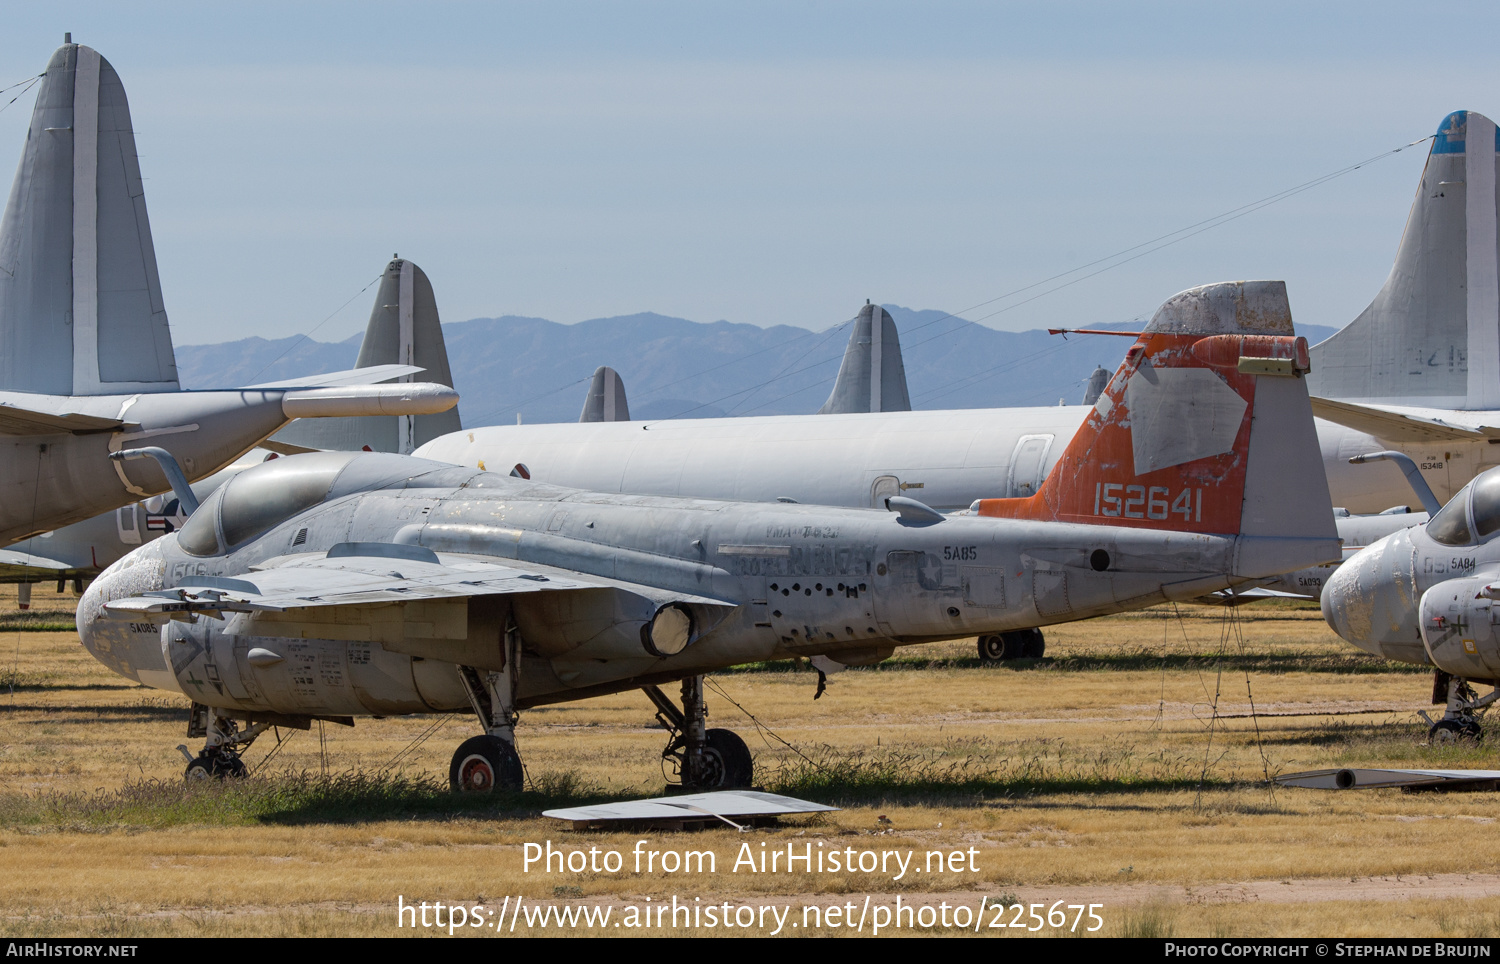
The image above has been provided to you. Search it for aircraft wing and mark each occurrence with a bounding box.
[1310,397,1497,443]
[0,400,121,436]
[0,548,86,580]
[242,364,425,390]
[100,543,737,653]
[104,547,617,616]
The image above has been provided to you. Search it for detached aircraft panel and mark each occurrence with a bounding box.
[1277,768,1500,790]
[544,790,839,829]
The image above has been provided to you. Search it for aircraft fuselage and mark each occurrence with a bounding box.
[77,463,1334,716]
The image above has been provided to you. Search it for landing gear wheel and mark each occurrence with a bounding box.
[702,729,754,789]
[1021,628,1045,659]
[1429,718,1483,744]
[449,735,524,793]
[978,632,1031,661]
[183,750,247,782]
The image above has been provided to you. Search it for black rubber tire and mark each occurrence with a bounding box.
[184,752,247,782]
[449,735,525,792]
[704,728,754,789]
[977,635,1006,661]
[1429,719,1483,744]
[1021,629,1046,659]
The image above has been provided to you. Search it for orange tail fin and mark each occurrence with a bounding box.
[978,280,1325,539]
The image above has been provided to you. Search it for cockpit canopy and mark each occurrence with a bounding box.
[176,451,459,556]
[1426,467,1500,547]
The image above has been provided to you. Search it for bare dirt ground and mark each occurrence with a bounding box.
[0,584,1496,938]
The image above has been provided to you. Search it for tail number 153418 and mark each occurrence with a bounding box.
[1093,483,1201,521]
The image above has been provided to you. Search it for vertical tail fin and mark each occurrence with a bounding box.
[1081,365,1110,405]
[1308,110,1499,409]
[270,258,461,453]
[579,366,630,422]
[979,280,1336,571]
[817,303,912,414]
[0,43,177,395]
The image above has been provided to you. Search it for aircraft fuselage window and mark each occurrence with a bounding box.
[218,452,358,549]
[1470,469,1500,539]
[1427,479,1476,547]
[175,487,224,556]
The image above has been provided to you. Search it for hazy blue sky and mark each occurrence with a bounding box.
[1,2,1496,345]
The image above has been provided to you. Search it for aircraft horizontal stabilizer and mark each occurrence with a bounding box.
[1309,397,1497,443]
[243,364,425,390]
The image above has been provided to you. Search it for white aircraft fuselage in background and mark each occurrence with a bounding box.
[418,408,1448,516]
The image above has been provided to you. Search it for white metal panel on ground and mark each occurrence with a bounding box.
[543,791,840,827]
[1276,768,1500,790]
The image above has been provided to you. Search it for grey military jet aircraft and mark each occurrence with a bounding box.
[77,280,1337,791]
[0,42,455,547]
[1323,465,1500,743]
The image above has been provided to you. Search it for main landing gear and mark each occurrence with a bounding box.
[178,703,268,781]
[453,664,525,793]
[643,676,753,791]
[1420,671,1498,745]
[977,628,1045,662]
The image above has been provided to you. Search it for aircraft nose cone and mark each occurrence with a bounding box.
[75,542,170,681]
[1321,559,1375,653]
[1321,528,1427,664]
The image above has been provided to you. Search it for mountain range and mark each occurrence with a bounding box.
[176,307,1340,426]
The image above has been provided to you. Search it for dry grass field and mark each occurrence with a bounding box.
[0,583,1496,938]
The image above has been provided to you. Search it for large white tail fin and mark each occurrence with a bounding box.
[0,43,177,396]
[271,258,461,453]
[818,303,911,414]
[1308,110,1499,410]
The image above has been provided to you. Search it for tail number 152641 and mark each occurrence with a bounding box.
[1093,483,1201,522]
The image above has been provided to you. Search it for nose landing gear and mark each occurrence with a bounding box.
[177,703,268,781]
[1420,672,1497,745]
